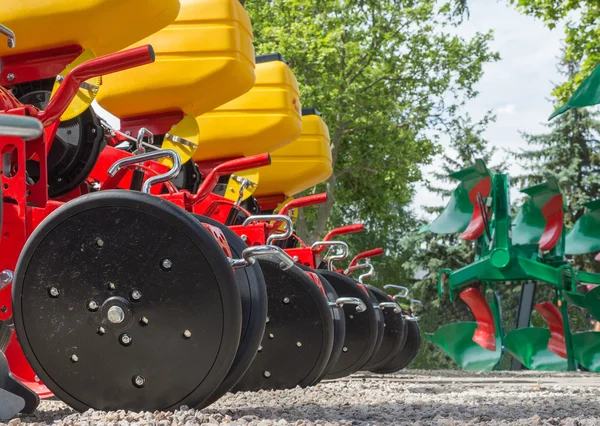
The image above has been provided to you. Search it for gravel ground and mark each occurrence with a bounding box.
[4,370,600,426]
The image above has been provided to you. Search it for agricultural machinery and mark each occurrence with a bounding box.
[0,0,421,419]
[422,159,600,372]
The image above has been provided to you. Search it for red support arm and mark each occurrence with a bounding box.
[278,193,328,216]
[187,153,271,206]
[348,247,384,268]
[313,224,364,254]
[38,45,155,126]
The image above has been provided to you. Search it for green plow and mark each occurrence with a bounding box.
[420,159,600,372]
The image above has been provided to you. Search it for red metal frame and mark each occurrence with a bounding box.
[0,45,83,86]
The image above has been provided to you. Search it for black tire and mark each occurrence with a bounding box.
[318,270,379,379]
[193,215,267,408]
[370,320,421,374]
[296,264,346,384]
[362,286,406,371]
[13,190,242,412]
[233,260,334,391]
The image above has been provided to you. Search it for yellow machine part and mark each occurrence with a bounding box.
[0,0,180,57]
[159,114,200,167]
[50,49,101,121]
[193,56,302,162]
[96,0,255,119]
[224,172,260,203]
[254,112,333,198]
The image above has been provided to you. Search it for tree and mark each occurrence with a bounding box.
[246,1,499,250]
[512,56,600,272]
[400,113,509,369]
[506,0,599,103]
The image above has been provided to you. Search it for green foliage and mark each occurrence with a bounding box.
[507,0,600,103]
[511,57,600,273]
[400,114,506,369]
[246,0,499,259]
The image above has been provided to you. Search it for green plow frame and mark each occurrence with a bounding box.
[421,160,600,372]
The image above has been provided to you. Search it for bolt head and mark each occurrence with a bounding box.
[342,347,348,353]
[87,300,99,311]
[95,238,104,248]
[0,270,13,286]
[161,258,173,270]
[7,73,15,82]
[296,341,302,347]
[120,334,132,346]
[49,287,60,298]
[293,256,299,262]
[241,234,248,241]
[183,330,192,339]
[131,289,142,301]
[70,354,79,362]
[263,371,271,378]
[268,333,274,339]
[266,316,270,323]
[108,282,116,290]
[97,327,106,335]
[282,297,290,304]
[133,375,145,388]
[108,306,125,324]
[139,317,149,326]
[258,345,263,352]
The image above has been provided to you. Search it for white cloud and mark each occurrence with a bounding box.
[496,103,516,115]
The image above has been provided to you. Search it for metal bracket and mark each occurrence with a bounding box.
[329,297,367,313]
[0,24,15,49]
[164,133,198,150]
[107,149,182,193]
[311,241,349,271]
[242,214,294,245]
[0,115,43,140]
[229,245,295,271]
[384,284,409,299]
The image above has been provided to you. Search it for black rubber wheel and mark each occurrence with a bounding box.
[296,265,345,385]
[370,320,421,374]
[12,190,242,412]
[318,270,378,379]
[362,286,385,366]
[233,260,334,391]
[362,286,405,371]
[193,215,267,408]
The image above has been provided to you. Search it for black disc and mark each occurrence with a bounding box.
[318,270,378,379]
[296,265,345,385]
[12,190,242,412]
[370,319,420,374]
[233,260,334,391]
[19,89,102,198]
[193,215,267,408]
[362,286,405,371]
[363,286,385,365]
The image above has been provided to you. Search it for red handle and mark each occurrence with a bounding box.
[325,223,364,241]
[188,153,271,206]
[348,247,384,268]
[38,45,155,126]
[278,193,328,216]
[312,223,365,253]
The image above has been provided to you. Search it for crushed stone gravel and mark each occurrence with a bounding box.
[3,370,600,425]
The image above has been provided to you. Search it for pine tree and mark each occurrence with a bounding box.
[512,56,600,272]
[401,112,508,369]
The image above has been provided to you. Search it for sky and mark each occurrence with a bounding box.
[411,0,566,216]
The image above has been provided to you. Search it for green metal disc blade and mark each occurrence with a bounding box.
[504,328,568,371]
[571,332,600,372]
[565,200,600,255]
[585,286,600,322]
[424,322,501,371]
[563,291,586,309]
